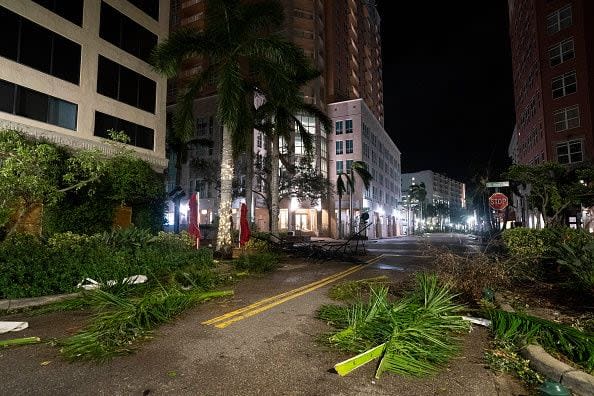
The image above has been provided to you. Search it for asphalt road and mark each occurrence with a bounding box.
[0,233,520,396]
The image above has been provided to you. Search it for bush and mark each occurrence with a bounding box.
[555,233,594,295]
[0,231,216,299]
[434,247,510,303]
[233,252,279,273]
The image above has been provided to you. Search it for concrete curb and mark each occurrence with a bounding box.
[521,344,594,396]
[0,293,80,312]
[494,293,594,396]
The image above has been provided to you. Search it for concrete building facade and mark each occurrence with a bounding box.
[0,0,170,169]
[328,99,401,238]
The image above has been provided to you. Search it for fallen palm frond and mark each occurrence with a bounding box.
[0,336,41,347]
[488,309,594,371]
[60,288,232,362]
[319,273,469,379]
[328,276,391,301]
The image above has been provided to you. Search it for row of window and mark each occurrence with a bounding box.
[546,5,572,35]
[99,1,158,63]
[0,6,81,84]
[335,140,353,155]
[32,0,84,26]
[335,119,353,134]
[94,111,154,150]
[97,56,156,113]
[0,79,77,130]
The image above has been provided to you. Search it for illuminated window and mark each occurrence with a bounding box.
[552,71,576,99]
[546,5,572,35]
[557,140,582,164]
[553,105,580,132]
[257,132,262,148]
[549,38,574,66]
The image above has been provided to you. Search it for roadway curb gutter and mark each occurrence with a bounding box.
[0,293,79,312]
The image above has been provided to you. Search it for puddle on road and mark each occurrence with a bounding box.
[373,262,405,271]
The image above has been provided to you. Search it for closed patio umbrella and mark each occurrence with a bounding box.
[239,203,250,247]
[188,192,201,248]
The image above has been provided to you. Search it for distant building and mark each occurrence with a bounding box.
[401,171,466,209]
[0,0,169,169]
[507,0,594,166]
[328,99,401,239]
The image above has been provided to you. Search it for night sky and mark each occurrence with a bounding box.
[376,1,516,183]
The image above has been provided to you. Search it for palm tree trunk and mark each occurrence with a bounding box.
[270,135,280,236]
[174,151,182,233]
[338,193,343,239]
[245,134,254,226]
[216,126,234,256]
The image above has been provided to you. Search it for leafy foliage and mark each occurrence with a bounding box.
[0,231,214,299]
[328,276,391,302]
[484,340,544,386]
[233,252,279,273]
[60,288,232,361]
[318,273,469,378]
[488,309,594,371]
[504,162,594,227]
[555,236,594,294]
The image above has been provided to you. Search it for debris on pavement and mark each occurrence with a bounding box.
[0,321,28,334]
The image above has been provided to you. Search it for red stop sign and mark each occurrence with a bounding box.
[489,193,509,210]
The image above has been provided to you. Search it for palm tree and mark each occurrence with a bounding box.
[336,161,372,239]
[408,182,427,232]
[254,68,332,236]
[152,0,306,256]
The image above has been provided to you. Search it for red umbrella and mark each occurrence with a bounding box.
[188,193,201,248]
[239,203,251,247]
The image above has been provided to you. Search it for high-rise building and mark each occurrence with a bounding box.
[168,0,400,238]
[508,0,594,166]
[325,0,384,124]
[0,0,170,169]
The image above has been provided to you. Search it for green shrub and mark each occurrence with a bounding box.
[233,252,279,273]
[0,231,216,299]
[502,228,547,262]
[555,235,594,295]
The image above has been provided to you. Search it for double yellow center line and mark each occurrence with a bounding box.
[202,255,384,329]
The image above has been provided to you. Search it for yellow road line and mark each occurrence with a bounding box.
[203,255,384,329]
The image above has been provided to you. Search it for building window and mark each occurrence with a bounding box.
[546,5,572,35]
[552,71,577,99]
[557,140,582,164]
[97,56,156,113]
[336,141,343,155]
[335,120,343,135]
[31,0,84,26]
[346,139,353,154]
[0,79,77,130]
[0,6,81,85]
[553,105,580,132]
[345,119,353,133]
[346,159,353,173]
[94,111,154,150]
[99,1,158,63]
[549,38,574,66]
[336,160,343,175]
[126,0,159,20]
[320,136,327,158]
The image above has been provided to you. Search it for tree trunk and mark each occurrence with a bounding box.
[174,151,182,234]
[216,126,235,256]
[270,135,280,236]
[245,134,254,226]
[338,193,342,239]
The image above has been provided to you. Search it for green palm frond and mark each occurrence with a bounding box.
[237,0,285,35]
[150,28,209,77]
